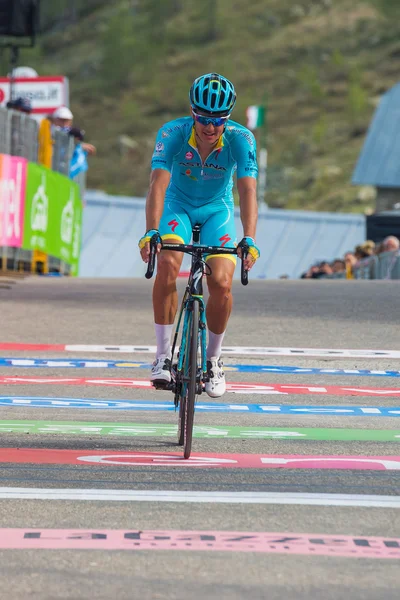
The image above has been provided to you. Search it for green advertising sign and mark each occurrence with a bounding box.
[23,163,83,275]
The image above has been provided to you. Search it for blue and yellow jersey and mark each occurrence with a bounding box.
[151,117,258,207]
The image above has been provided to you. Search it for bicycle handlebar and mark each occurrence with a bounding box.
[145,238,249,285]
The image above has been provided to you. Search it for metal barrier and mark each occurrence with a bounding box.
[0,106,83,276]
[52,127,74,176]
[0,106,75,174]
[0,107,11,155]
[328,272,346,279]
[353,256,378,280]
[74,169,87,197]
[10,111,39,162]
[0,107,38,162]
[375,251,400,280]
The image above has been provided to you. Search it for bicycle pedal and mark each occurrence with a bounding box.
[152,381,172,391]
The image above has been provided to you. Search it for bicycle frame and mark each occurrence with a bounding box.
[171,231,208,391]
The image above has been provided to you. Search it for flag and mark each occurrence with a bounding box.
[70,143,88,179]
[246,105,265,130]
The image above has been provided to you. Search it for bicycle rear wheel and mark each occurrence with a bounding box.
[182,301,199,459]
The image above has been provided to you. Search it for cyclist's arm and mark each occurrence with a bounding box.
[140,122,182,260]
[146,121,183,229]
[230,127,258,237]
[237,176,258,239]
[145,168,171,230]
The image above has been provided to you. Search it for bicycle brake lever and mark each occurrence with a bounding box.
[240,245,249,286]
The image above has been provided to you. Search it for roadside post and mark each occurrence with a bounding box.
[246,100,268,207]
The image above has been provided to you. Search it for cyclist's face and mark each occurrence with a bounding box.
[192,110,225,145]
[54,117,72,128]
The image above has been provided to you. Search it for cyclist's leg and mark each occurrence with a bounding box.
[152,200,191,366]
[200,198,237,336]
[151,201,191,383]
[205,255,235,334]
[199,199,236,397]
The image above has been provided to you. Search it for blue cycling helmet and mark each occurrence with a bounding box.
[189,73,236,115]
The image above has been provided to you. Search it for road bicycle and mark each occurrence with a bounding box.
[145,224,249,459]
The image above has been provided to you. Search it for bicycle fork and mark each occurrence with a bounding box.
[172,297,207,404]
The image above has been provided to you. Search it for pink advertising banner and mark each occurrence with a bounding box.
[0,154,27,247]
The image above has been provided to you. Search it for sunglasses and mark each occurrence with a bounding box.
[192,110,230,127]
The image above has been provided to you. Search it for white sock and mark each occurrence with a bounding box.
[207,330,225,360]
[155,323,174,359]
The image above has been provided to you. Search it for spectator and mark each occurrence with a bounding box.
[52,106,96,156]
[301,261,333,279]
[52,105,73,130]
[317,261,333,278]
[301,263,319,279]
[382,235,400,253]
[344,251,357,279]
[331,258,346,274]
[354,240,375,260]
[6,96,32,114]
[344,251,357,267]
[301,236,400,280]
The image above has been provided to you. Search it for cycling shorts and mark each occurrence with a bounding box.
[159,197,237,264]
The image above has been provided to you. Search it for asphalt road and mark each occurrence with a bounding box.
[0,276,399,599]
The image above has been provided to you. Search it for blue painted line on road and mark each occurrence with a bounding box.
[0,357,400,377]
[0,396,399,415]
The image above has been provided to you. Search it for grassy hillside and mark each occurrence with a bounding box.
[5,0,400,212]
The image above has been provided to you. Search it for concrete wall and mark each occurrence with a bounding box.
[80,190,366,279]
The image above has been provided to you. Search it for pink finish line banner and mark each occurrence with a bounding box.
[2,449,400,470]
[0,155,27,247]
[0,529,398,558]
[2,375,400,398]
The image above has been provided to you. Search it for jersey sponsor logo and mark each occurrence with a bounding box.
[248,150,256,162]
[205,162,226,171]
[185,151,194,159]
[163,124,187,135]
[219,234,231,247]
[168,219,179,232]
[179,161,200,168]
[227,127,254,145]
[202,173,224,180]
[182,169,197,181]
[179,161,227,172]
[192,268,202,288]
[155,142,164,152]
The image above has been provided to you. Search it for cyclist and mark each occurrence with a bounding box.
[139,73,261,397]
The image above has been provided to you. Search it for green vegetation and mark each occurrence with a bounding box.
[2,0,400,212]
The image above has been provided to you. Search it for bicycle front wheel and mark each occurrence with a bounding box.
[182,300,199,459]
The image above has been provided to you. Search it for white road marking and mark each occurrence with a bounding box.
[0,488,399,507]
[61,345,400,358]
